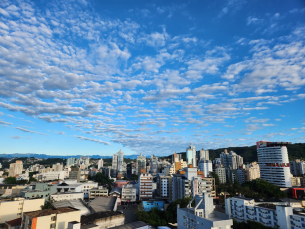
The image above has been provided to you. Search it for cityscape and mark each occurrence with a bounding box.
[0,0,305,229]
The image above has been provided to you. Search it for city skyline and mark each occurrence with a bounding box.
[0,0,305,156]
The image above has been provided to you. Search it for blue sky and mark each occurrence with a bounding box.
[0,0,305,157]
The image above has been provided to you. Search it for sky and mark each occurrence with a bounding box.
[0,0,305,157]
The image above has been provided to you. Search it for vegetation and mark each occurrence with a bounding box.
[232,219,277,229]
[136,197,193,226]
[93,172,114,192]
[3,177,28,185]
[136,208,167,227]
[130,174,138,180]
[217,178,286,203]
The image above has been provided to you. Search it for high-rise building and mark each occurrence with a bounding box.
[220,150,243,169]
[290,159,305,176]
[198,160,212,177]
[157,174,172,200]
[66,157,75,167]
[69,167,81,182]
[215,167,226,184]
[150,155,158,176]
[112,150,124,178]
[139,173,153,200]
[171,152,182,162]
[117,149,124,173]
[199,148,209,160]
[186,143,196,167]
[257,141,292,188]
[97,159,104,170]
[8,161,23,177]
[52,163,63,172]
[136,153,146,175]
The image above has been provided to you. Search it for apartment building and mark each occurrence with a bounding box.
[177,193,233,229]
[257,141,292,187]
[9,161,23,177]
[139,173,153,200]
[136,153,146,175]
[89,187,108,199]
[156,174,172,200]
[220,150,243,170]
[215,167,226,184]
[0,198,44,224]
[121,184,137,203]
[22,207,81,229]
[51,192,84,201]
[225,196,305,228]
[198,160,212,177]
[69,168,81,183]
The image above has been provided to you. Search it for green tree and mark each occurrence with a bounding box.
[29,177,37,182]
[136,208,167,227]
[166,197,193,224]
[130,174,138,180]
[4,177,17,184]
[94,172,114,192]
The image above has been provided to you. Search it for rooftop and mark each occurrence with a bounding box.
[81,211,123,225]
[5,218,22,226]
[25,207,79,218]
[89,197,117,212]
[110,221,147,229]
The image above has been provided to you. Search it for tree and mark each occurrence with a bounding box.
[4,177,17,184]
[29,177,37,182]
[166,197,193,224]
[94,172,114,192]
[130,174,138,180]
[136,207,167,227]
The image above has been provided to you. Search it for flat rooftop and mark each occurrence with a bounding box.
[25,207,79,217]
[110,221,147,229]
[81,211,123,225]
[89,197,117,212]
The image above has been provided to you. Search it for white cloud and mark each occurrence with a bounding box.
[75,136,110,145]
[0,120,12,125]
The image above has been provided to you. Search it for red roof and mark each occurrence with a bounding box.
[6,218,22,226]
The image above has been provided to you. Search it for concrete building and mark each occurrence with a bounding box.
[290,159,305,176]
[142,201,164,211]
[150,155,159,177]
[37,171,65,181]
[199,148,209,160]
[121,184,137,203]
[215,167,226,184]
[51,192,84,201]
[178,193,233,229]
[21,183,57,201]
[257,141,292,187]
[81,211,124,229]
[139,173,153,200]
[89,187,108,199]
[53,163,64,172]
[66,158,76,167]
[198,160,212,177]
[172,152,182,163]
[136,153,146,176]
[69,168,81,183]
[8,161,23,177]
[22,207,81,229]
[157,174,172,200]
[244,162,260,182]
[220,150,243,170]
[0,198,44,224]
[172,168,214,201]
[225,196,305,228]
[97,159,104,170]
[186,143,196,167]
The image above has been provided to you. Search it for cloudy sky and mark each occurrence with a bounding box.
[0,0,305,156]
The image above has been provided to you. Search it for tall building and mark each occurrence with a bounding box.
[52,163,63,172]
[157,174,172,200]
[69,167,81,182]
[257,141,292,188]
[198,160,212,177]
[215,167,226,184]
[112,150,124,178]
[220,150,243,169]
[178,193,233,229]
[244,162,260,182]
[199,148,209,160]
[8,161,23,177]
[186,143,196,167]
[97,159,104,170]
[66,158,75,167]
[171,152,182,162]
[139,173,153,200]
[150,155,158,176]
[290,159,305,176]
[136,153,146,175]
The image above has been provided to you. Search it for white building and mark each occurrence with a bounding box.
[53,163,63,172]
[136,153,146,175]
[37,171,65,181]
[215,167,226,184]
[150,155,159,176]
[257,141,292,187]
[97,159,104,170]
[198,160,212,177]
[225,196,305,229]
[157,174,172,200]
[178,193,233,229]
[220,150,243,169]
[139,173,153,200]
[186,143,197,167]
[121,184,137,202]
[290,159,305,176]
[8,161,23,177]
[51,192,84,201]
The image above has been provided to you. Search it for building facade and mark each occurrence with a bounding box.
[121,184,137,203]
[139,173,153,200]
[186,144,197,167]
[157,174,172,200]
[198,160,212,177]
[220,150,243,170]
[136,153,146,176]
[9,161,23,177]
[257,141,292,188]
[215,167,226,184]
